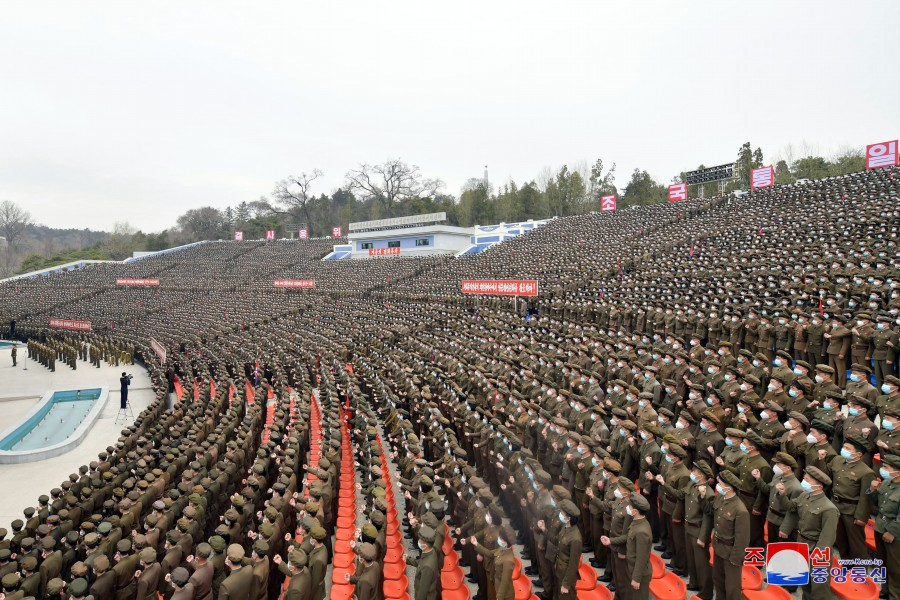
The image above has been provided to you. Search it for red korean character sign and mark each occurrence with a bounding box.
[298,229,308,239]
[234,231,244,241]
[751,166,774,189]
[668,183,687,203]
[866,140,898,170]
[601,195,617,211]
[332,226,342,238]
[265,230,275,241]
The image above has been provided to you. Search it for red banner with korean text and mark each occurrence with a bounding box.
[601,195,617,211]
[273,280,316,289]
[150,337,167,363]
[461,279,539,296]
[866,140,898,170]
[750,166,774,189]
[668,183,687,202]
[49,319,92,331]
[368,247,401,256]
[116,278,160,286]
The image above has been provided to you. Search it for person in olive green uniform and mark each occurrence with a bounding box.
[555,500,582,600]
[832,436,876,561]
[274,547,311,600]
[710,471,750,600]
[757,452,804,545]
[603,493,653,600]
[345,542,380,600]
[407,525,438,600]
[868,455,900,600]
[307,527,328,600]
[778,467,838,600]
[873,315,899,387]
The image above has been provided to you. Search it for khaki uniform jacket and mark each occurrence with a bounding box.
[219,565,254,600]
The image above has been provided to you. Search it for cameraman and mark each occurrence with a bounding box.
[120,372,132,408]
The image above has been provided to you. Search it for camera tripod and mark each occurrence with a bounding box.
[115,400,134,424]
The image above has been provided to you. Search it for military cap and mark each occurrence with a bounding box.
[764,400,784,413]
[771,451,798,469]
[70,561,88,577]
[847,394,873,408]
[617,477,635,493]
[668,444,687,459]
[370,510,386,525]
[882,455,900,470]
[604,459,621,474]
[140,547,157,563]
[809,419,835,436]
[310,526,327,542]
[83,532,99,547]
[815,364,834,375]
[659,407,675,419]
[45,577,66,594]
[361,523,378,539]
[0,528,5,540]
[22,507,34,518]
[560,499,580,517]
[844,435,868,453]
[693,460,714,479]
[358,542,377,561]
[680,412,696,424]
[775,350,792,361]
[253,539,269,555]
[718,470,741,489]
[171,566,190,586]
[290,547,308,567]
[702,411,721,425]
[611,407,628,418]
[10,519,22,531]
[69,577,90,596]
[224,508,240,522]
[97,521,112,534]
[418,525,436,544]
[93,554,110,573]
[226,543,245,563]
[20,556,37,571]
[886,376,900,387]
[534,469,552,485]
[787,411,809,427]
[620,419,637,432]
[41,536,56,550]
[642,424,660,437]
[806,466,832,487]
[629,494,650,512]
[209,536,227,552]
[116,539,132,554]
[152,500,165,511]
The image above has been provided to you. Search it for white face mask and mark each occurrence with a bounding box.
[625,505,634,517]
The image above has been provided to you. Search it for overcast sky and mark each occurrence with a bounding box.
[1,1,897,232]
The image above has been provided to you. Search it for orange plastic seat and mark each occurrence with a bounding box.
[441,567,465,591]
[831,576,881,600]
[332,552,354,568]
[330,583,355,600]
[866,521,876,552]
[577,586,613,600]
[514,574,533,599]
[649,571,687,600]
[576,562,597,591]
[383,574,410,598]
[439,587,470,600]
[651,552,666,579]
[742,585,798,600]
[383,560,406,580]
[742,566,763,591]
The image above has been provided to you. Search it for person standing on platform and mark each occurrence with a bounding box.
[10,344,16,367]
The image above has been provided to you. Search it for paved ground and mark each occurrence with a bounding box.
[0,342,155,533]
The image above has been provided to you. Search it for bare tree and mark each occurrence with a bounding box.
[0,200,32,249]
[272,170,323,230]
[345,159,443,217]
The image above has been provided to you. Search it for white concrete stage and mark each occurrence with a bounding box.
[0,343,155,532]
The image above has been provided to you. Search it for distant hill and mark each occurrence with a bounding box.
[3,225,109,276]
